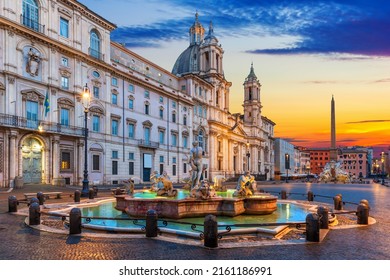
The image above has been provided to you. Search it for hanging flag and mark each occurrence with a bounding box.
[44,90,50,117]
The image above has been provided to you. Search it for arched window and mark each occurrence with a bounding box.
[90,30,101,59]
[198,130,204,149]
[23,0,39,31]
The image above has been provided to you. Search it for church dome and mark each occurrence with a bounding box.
[172,44,200,76]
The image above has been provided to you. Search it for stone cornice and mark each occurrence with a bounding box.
[58,0,116,31]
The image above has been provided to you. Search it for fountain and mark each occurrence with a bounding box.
[115,141,278,219]
[319,161,351,183]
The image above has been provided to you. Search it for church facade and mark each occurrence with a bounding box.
[0,0,275,188]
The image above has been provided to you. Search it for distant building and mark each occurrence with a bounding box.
[296,146,310,174]
[308,148,330,175]
[274,138,295,178]
[338,147,369,178]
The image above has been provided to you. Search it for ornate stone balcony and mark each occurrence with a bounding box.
[0,113,85,137]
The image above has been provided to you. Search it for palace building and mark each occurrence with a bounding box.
[0,0,275,188]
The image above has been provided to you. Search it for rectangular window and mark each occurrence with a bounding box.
[159,96,164,103]
[171,134,177,147]
[93,86,99,98]
[144,127,150,144]
[61,57,69,67]
[92,115,100,132]
[144,90,150,98]
[92,155,100,171]
[128,84,134,92]
[159,164,164,175]
[112,161,118,175]
[172,157,177,164]
[181,85,186,91]
[172,112,176,123]
[159,108,164,119]
[112,150,118,159]
[60,108,69,126]
[112,94,118,105]
[112,77,118,86]
[159,156,164,163]
[112,119,118,135]
[128,123,135,138]
[159,131,165,144]
[172,101,176,108]
[172,165,176,176]
[129,152,134,160]
[60,17,69,38]
[129,162,134,175]
[61,151,71,170]
[183,136,188,148]
[183,163,187,173]
[61,76,69,89]
[26,100,38,128]
[145,104,149,115]
[129,99,134,109]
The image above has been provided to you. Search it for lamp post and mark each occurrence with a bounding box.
[81,84,91,197]
[285,153,290,183]
[246,141,250,172]
[381,152,385,185]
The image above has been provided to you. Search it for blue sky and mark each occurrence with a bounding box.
[80,0,390,56]
[78,0,390,150]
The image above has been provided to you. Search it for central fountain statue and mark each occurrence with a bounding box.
[319,161,351,183]
[187,141,216,199]
[234,171,257,197]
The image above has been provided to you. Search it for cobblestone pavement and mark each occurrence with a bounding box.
[0,182,389,260]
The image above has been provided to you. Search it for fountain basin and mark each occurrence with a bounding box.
[115,190,278,219]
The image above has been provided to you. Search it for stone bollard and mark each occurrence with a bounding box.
[8,196,18,213]
[307,191,314,202]
[360,199,370,208]
[281,190,287,199]
[37,192,45,205]
[69,208,82,234]
[88,188,95,199]
[29,197,39,206]
[29,202,41,226]
[74,190,81,203]
[204,214,218,248]
[357,203,369,225]
[145,209,158,237]
[306,213,320,242]
[317,206,329,229]
[333,194,343,210]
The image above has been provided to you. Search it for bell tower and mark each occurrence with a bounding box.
[189,12,205,45]
[243,63,262,126]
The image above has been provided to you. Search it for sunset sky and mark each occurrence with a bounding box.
[79,0,390,151]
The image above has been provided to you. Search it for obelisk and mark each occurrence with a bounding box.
[330,95,337,161]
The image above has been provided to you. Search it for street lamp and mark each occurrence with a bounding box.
[381,152,385,185]
[246,140,250,172]
[285,153,290,183]
[81,84,91,197]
